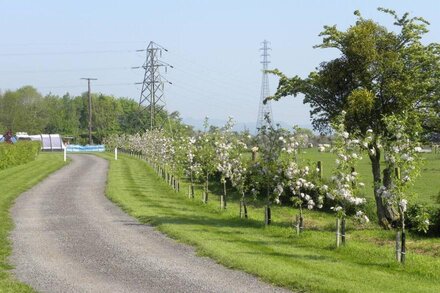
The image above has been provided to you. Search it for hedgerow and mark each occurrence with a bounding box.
[0,141,41,170]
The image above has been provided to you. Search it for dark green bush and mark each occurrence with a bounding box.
[0,141,41,170]
[407,203,440,236]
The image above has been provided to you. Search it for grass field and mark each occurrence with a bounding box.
[101,152,440,293]
[298,149,440,207]
[0,153,67,292]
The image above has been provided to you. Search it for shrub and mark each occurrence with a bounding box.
[407,203,440,236]
[0,141,41,170]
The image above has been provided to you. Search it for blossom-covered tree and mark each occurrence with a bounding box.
[376,114,428,262]
[275,127,323,232]
[215,117,236,209]
[326,113,368,245]
[195,117,218,203]
[185,136,201,198]
[229,135,250,218]
[254,120,291,225]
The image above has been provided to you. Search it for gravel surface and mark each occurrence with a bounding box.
[10,154,290,293]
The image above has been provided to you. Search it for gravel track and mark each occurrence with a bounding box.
[10,154,290,293]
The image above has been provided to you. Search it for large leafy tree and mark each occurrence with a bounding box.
[0,86,47,133]
[267,8,440,228]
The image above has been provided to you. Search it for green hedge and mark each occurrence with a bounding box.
[0,141,41,170]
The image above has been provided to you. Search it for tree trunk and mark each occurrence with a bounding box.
[369,148,393,229]
[383,168,400,224]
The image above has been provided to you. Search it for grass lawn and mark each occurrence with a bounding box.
[299,149,440,207]
[100,152,440,293]
[0,153,67,292]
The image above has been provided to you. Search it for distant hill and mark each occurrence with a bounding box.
[182,117,313,134]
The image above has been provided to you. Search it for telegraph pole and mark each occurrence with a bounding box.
[81,77,97,144]
[256,40,273,130]
[134,41,172,130]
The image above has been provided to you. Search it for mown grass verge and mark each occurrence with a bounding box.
[0,153,68,292]
[101,152,440,293]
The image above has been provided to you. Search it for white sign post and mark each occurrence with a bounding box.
[63,147,67,162]
[115,148,118,160]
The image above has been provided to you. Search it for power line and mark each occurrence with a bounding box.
[33,82,133,90]
[0,66,130,74]
[0,49,134,57]
[0,40,147,47]
[170,64,259,99]
[171,82,245,106]
[167,48,259,87]
[168,52,260,91]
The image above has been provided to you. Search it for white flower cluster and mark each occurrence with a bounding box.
[318,143,331,152]
[355,210,370,223]
[187,137,202,177]
[280,131,323,210]
[280,135,300,155]
[399,199,408,213]
[216,141,233,182]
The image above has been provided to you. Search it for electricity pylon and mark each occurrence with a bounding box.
[134,41,172,130]
[256,40,273,130]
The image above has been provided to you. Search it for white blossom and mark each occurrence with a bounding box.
[399,199,408,213]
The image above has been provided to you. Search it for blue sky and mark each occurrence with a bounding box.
[1,0,439,129]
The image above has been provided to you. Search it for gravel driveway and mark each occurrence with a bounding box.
[10,154,290,293]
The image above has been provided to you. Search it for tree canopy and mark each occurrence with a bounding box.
[268,8,440,137]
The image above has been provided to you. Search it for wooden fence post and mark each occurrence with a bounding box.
[336,218,340,248]
[396,231,401,262]
[317,161,323,179]
[264,205,271,226]
[341,217,346,245]
[401,231,406,264]
[296,215,300,235]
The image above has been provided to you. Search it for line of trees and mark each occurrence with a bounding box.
[0,86,187,144]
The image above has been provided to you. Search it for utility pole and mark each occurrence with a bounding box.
[256,40,273,131]
[134,41,172,130]
[81,77,97,144]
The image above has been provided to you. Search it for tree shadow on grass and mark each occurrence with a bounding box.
[136,213,261,228]
[239,251,334,262]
